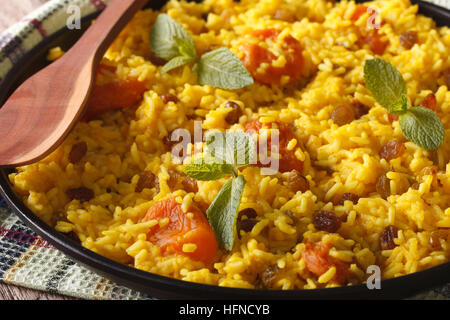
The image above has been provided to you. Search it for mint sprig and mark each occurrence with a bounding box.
[364,58,445,150]
[399,106,445,150]
[206,175,246,250]
[150,14,195,61]
[206,132,256,167]
[150,14,253,90]
[183,132,255,250]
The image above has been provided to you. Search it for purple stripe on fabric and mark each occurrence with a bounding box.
[0,222,33,278]
[90,0,106,10]
[25,18,47,38]
[0,33,26,64]
[0,227,54,249]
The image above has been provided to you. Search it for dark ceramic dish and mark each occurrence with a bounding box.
[0,0,449,299]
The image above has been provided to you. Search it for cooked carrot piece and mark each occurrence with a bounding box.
[350,5,368,21]
[240,29,304,86]
[348,5,389,55]
[244,119,304,173]
[142,198,218,264]
[302,242,350,285]
[82,64,146,120]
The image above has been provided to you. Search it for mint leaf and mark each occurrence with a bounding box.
[389,94,408,115]
[197,48,254,90]
[161,55,196,74]
[150,14,195,60]
[184,162,234,181]
[206,132,256,166]
[364,58,407,111]
[399,106,444,150]
[174,37,197,59]
[206,175,246,250]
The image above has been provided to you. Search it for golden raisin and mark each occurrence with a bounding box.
[224,101,243,125]
[376,174,391,200]
[161,94,178,104]
[313,211,341,233]
[331,105,355,126]
[167,169,180,189]
[135,171,156,192]
[399,31,418,49]
[260,265,279,288]
[273,9,295,22]
[380,140,405,161]
[181,176,199,193]
[69,142,87,164]
[287,170,310,193]
[380,225,398,250]
[421,93,437,111]
[429,230,449,250]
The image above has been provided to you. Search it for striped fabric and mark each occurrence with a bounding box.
[0,0,449,300]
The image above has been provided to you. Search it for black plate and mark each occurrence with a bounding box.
[0,0,449,300]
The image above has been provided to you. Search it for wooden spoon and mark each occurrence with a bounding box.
[0,0,148,167]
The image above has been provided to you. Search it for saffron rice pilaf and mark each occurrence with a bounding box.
[10,0,450,289]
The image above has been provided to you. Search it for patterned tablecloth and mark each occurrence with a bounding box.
[0,0,449,300]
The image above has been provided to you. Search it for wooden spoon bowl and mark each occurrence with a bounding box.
[0,0,148,167]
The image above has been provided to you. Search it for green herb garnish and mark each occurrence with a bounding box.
[184,132,255,250]
[150,14,254,90]
[364,58,444,150]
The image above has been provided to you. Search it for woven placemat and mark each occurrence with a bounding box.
[0,0,449,300]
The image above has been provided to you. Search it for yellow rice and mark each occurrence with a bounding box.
[9,0,450,289]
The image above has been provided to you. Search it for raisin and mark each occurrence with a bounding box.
[429,230,449,250]
[149,52,166,66]
[429,149,440,166]
[399,31,418,49]
[161,94,178,104]
[224,101,243,125]
[66,187,94,202]
[376,174,391,200]
[339,193,360,205]
[284,210,298,224]
[313,211,341,233]
[69,142,87,164]
[273,9,295,22]
[238,218,259,233]
[238,208,258,219]
[380,140,405,161]
[287,170,309,193]
[421,93,436,111]
[182,176,198,193]
[331,105,355,126]
[260,265,279,288]
[352,99,370,119]
[135,171,156,192]
[167,169,180,189]
[380,225,398,250]
[444,69,450,88]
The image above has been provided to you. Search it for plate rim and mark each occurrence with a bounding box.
[1,0,449,299]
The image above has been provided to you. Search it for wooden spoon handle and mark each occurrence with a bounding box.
[62,0,148,66]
